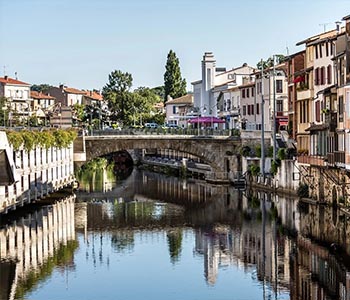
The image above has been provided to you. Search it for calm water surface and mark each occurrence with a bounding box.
[1,167,350,300]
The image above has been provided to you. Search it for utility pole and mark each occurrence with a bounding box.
[261,59,265,180]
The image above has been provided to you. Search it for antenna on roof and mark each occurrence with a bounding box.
[319,22,332,32]
[3,65,7,76]
[15,72,18,80]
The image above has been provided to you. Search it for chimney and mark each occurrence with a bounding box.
[336,21,342,33]
[4,75,8,80]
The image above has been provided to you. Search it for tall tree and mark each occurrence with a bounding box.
[102,70,133,124]
[163,50,187,102]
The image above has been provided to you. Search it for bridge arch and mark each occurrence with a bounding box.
[78,135,241,182]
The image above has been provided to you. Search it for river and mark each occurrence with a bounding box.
[1,166,350,300]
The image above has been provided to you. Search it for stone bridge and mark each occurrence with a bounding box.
[73,134,242,182]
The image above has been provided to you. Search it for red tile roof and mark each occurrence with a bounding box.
[0,76,30,85]
[64,87,85,94]
[83,90,103,101]
[31,91,56,100]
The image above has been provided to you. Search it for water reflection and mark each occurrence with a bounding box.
[3,166,350,299]
[0,196,76,300]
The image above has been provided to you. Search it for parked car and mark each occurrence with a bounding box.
[165,123,179,129]
[144,123,159,129]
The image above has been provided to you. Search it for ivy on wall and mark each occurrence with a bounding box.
[5,129,78,151]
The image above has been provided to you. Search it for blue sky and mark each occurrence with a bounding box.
[0,0,348,91]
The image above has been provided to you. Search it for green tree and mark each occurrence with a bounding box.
[257,54,285,70]
[31,84,52,93]
[163,50,187,102]
[102,70,133,124]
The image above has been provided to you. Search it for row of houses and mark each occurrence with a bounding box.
[164,15,350,201]
[0,78,104,128]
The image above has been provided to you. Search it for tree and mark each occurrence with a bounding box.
[102,70,133,124]
[163,50,187,102]
[256,54,286,70]
[31,84,52,93]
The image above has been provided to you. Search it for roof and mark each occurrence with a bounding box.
[83,90,103,101]
[191,79,202,85]
[296,28,342,46]
[0,76,30,86]
[343,15,350,20]
[64,87,85,94]
[166,94,193,105]
[31,91,55,100]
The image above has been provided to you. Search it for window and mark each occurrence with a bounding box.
[276,80,283,93]
[326,42,329,56]
[327,65,332,84]
[320,67,325,85]
[247,88,249,98]
[315,68,319,85]
[315,45,318,59]
[251,104,254,115]
[319,44,323,58]
[172,106,177,114]
[256,103,259,114]
[339,96,344,122]
[315,101,320,122]
[243,105,246,116]
[242,89,246,98]
[252,87,255,97]
[247,105,251,115]
[277,99,283,113]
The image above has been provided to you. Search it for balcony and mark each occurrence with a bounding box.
[297,89,311,100]
[297,155,326,167]
[327,151,345,168]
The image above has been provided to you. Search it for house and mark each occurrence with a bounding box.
[165,94,193,128]
[0,76,32,126]
[47,84,85,107]
[285,50,306,141]
[82,90,103,107]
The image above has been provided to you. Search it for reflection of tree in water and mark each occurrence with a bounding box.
[76,157,116,192]
[166,229,183,264]
[111,231,135,253]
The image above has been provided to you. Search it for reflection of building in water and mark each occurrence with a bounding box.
[0,196,76,300]
[290,236,350,300]
[289,202,350,300]
[194,219,291,293]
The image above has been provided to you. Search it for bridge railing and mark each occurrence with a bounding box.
[91,128,240,137]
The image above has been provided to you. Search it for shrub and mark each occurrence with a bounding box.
[249,164,260,176]
[241,145,251,157]
[277,148,286,160]
[255,145,261,158]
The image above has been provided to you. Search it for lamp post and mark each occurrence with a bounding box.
[272,55,277,163]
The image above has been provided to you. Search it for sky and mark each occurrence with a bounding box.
[0,0,349,92]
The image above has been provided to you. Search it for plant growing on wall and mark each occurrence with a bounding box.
[6,129,77,151]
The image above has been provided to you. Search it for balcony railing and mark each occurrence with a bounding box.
[297,155,326,167]
[327,151,346,168]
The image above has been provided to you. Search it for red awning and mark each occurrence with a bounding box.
[293,76,305,83]
[188,117,225,124]
[279,121,288,126]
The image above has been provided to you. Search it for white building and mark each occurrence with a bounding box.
[0,76,32,124]
[191,52,255,129]
[165,94,193,128]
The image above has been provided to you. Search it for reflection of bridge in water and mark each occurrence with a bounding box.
[0,196,76,300]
